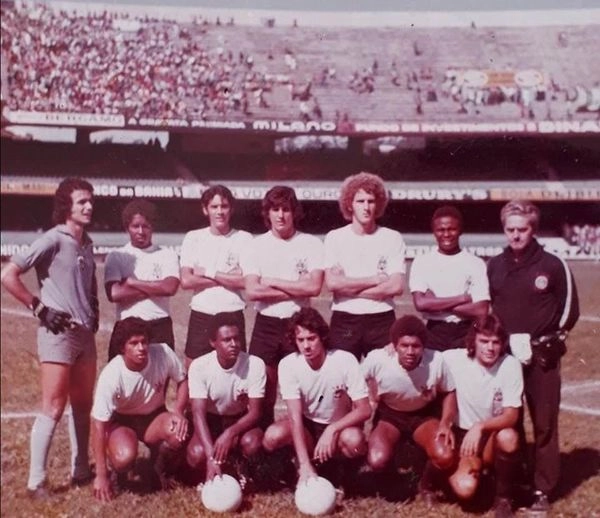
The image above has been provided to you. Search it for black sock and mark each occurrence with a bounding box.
[495,451,520,499]
[419,460,442,492]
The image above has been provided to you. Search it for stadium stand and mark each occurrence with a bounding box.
[1,2,598,260]
[2,2,599,124]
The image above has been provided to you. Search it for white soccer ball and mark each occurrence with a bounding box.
[294,476,337,516]
[200,474,243,513]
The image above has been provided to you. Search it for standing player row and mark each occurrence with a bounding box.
[1,173,578,517]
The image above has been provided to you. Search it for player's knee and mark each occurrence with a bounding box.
[186,441,206,468]
[339,428,366,458]
[109,443,137,472]
[367,445,392,471]
[430,444,455,471]
[449,470,479,500]
[262,423,287,452]
[495,428,518,453]
[42,398,68,421]
[240,430,263,458]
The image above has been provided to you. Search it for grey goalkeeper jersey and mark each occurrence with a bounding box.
[12,225,98,331]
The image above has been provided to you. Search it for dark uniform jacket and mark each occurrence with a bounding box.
[487,239,579,339]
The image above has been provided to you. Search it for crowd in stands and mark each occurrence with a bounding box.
[1,2,599,124]
[1,3,282,120]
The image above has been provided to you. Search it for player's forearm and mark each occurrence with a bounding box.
[262,275,323,298]
[126,277,180,296]
[244,280,291,302]
[359,274,404,300]
[214,271,246,290]
[452,300,490,319]
[92,419,110,477]
[412,291,468,312]
[0,263,34,307]
[107,282,146,304]
[180,268,219,291]
[325,271,379,295]
[329,398,371,433]
[223,406,261,438]
[287,402,313,468]
[173,380,189,416]
[440,391,457,427]
[192,414,216,458]
[480,407,519,433]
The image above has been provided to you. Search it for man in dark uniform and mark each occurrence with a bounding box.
[487,200,579,514]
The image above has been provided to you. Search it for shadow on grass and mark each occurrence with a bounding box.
[554,447,600,501]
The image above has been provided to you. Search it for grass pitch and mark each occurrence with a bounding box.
[1,261,599,517]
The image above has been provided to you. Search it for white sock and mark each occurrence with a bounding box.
[28,414,57,490]
[68,409,91,479]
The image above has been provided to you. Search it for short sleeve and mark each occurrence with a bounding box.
[278,356,301,400]
[468,257,491,303]
[179,231,197,268]
[344,353,369,401]
[323,231,337,269]
[409,254,427,293]
[388,232,407,275]
[188,357,209,399]
[91,366,117,422]
[247,356,266,398]
[161,248,181,279]
[240,239,260,277]
[104,251,123,284]
[500,356,524,409]
[437,352,456,392]
[306,235,325,272]
[163,345,187,384]
[11,232,56,273]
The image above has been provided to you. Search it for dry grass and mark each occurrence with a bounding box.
[1,261,599,517]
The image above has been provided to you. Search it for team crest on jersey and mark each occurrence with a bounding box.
[377,256,387,274]
[296,258,308,276]
[492,389,503,416]
[226,252,238,268]
[534,274,549,291]
[236,387,249,405]
[152,263,163,279]
[333,384,347,398]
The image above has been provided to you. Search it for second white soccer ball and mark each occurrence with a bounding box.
[200,474,243,513]
[294,476,337,516]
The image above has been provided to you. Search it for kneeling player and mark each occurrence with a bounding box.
[362,315,455,502]
[91,317,188,501]
[186,315,266,482]
[262,307,371,483]
[443,315,523,517]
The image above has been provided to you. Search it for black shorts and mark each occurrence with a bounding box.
[453,426,493,457]
[112,405,167,443]
[329,310,395,360]
[374,401,440,436]
[108,317,174,361]
[426,320,470,351]
[185,309,246,360]
[303,416,328,443]
[249,313,295,367]
[205,412,246,438]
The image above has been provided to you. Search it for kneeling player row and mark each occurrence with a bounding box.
[92,309,523,517]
